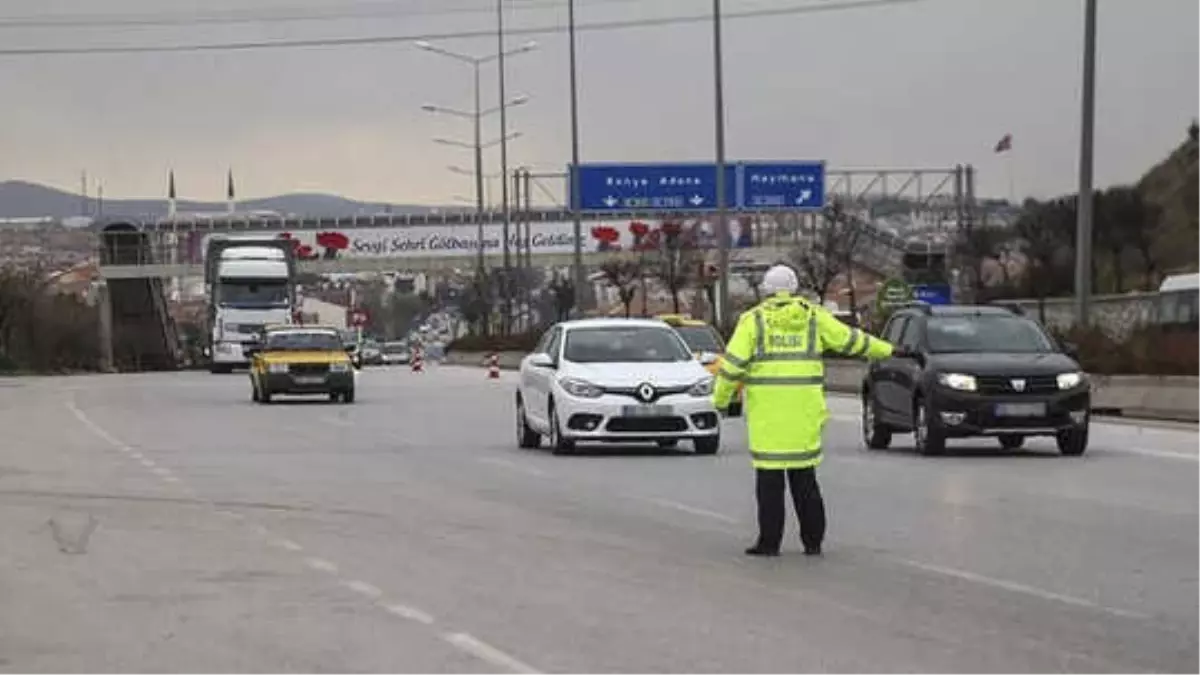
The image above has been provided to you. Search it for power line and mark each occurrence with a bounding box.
[0,0,919,56]
[0,0,635,29]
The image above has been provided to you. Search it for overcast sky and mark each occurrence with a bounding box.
[0,0,1194,206]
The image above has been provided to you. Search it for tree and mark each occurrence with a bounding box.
[1011,197,1075,319]
[460,269,496,337]
[956,216,1017,300]
[651,220,703,314]
[598,259,643,318]
[788,200,863,302]
[1096,186,1164,291]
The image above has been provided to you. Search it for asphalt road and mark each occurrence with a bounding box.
[1,365,1196,673]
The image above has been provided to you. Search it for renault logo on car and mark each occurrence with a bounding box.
[636,383,656,402]
[1010,379,1027,392]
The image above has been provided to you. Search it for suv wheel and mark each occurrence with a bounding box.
[999,434,1025,450]
[861,393,892,450]
[516,395,541,449]
[1056,427,1089,456]
[913,396,945,456]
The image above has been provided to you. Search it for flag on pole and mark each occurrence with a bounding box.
[994,133,1013,153]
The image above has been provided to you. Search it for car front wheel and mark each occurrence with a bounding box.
[548,403,574,455]
[694,435,720,455]
[1057,427,1088,456]
[862,393,892,450]
[516,395,541,449]
[913,396,945,456]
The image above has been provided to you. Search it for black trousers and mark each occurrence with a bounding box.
[754,467,826,552]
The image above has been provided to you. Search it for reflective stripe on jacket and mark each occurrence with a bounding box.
[712,292,894,469]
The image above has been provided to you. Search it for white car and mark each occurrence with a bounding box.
[514,318,721,455]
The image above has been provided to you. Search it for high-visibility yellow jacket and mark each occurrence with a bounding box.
[712,292,895,470]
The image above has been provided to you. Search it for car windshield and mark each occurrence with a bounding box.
[926,315,1056,353]
[382,343,408,354]
[563,326,693,363]
[265,331,343,351]
[673,325,724,353]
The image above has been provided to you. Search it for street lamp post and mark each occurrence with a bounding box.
[415,39,536,275]
[1074,0,1098,326]
[496,0,514,335]
[712,0,730,330]
[567,0,585,315]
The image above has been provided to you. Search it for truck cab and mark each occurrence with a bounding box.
[208,245,296,373]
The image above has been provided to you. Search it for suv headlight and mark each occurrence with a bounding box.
[267,363,289,374]
[558,377,603,398]
[688,376,715,397]
[329,362,350,373]
[937,373,978,392]
[1056,371,1086,390]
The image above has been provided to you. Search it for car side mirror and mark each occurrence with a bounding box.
[529,353,555,369]
[698,352,719,366]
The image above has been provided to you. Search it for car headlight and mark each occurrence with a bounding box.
[558,377,603,398]
[267,363,289,374]
[937,372,978,392]
[1056,371,1086,390]
[688,376,715,397]
[329,362,350,373]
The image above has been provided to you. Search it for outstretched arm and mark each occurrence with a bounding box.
[816,310,894,361]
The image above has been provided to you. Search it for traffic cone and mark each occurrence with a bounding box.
[487,352,500,379]
[411,346,424,373]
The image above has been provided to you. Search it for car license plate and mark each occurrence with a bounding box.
[294,376,325,385]
[995,402,1045,417]
[622,405,672,417]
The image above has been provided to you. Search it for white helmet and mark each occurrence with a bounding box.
[761,264,799,295]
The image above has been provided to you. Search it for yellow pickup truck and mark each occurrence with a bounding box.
[657,314,743,416]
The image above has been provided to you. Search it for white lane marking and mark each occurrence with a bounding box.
[162,475,182,484]
[65,397,128,449]
[340,579,383,598]
[216,510,245,521]
[383,603,435,625]
[151,467,172,478]
[1116,446,1199,462]
[896,558,1150,620]
[304,557,339,574]
[643,497,739,524]
[323,415,355,428]
[443,632,540,674]
[129,451,144,460]
[270,538,304,552]
[139,458,157,469]
[478,456,547,478]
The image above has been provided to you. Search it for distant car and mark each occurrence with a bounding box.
[656,313,742,417]
[247,326,357,403]
[860,303,1091,456]
[515,318,721,456]
[380,342,410,365]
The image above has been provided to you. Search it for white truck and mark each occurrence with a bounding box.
[205,237,297,373]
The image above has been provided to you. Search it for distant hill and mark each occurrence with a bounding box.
[0,180,438,220]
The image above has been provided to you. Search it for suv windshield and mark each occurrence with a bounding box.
[673,325,724,353]
[564,326,693,363]
[265,331,343,351]
[926,315,1056,354]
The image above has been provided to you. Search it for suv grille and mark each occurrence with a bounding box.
[977,374,1057,394]
[289,363,330,375]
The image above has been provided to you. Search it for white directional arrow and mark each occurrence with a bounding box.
[603,196,618,208]
[689,195,705,206]
[796,189,813,204]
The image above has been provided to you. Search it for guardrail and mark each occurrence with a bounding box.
[441,351,1199,423]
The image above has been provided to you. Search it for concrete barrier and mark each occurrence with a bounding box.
[443,350,1199,423]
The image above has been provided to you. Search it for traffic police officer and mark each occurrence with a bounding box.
[712,264,901,556]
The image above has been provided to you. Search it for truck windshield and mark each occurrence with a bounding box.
[219,279,289,309]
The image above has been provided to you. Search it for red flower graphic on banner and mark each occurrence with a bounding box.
[316,231,350,259]
[591,225,621,252]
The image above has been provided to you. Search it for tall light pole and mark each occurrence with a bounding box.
[1074,0,1097,326]
[567,0,585,314]
[415,40,536,273]
[712,0,730,330]
[496,0,515,334]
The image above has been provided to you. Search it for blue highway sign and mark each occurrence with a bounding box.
[741,161,825,210]
[572,161,826,212]
[572,163,738,212]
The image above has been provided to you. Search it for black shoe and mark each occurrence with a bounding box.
[803,546,822,556]
[744,545,780,557]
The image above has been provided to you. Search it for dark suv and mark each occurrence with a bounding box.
[860,303,1091,456]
